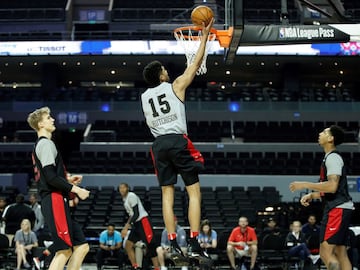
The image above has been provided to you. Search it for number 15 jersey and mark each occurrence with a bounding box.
[141,82,187,138]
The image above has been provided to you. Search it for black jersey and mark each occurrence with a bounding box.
[32,136,72,199]
[319,150,352,211]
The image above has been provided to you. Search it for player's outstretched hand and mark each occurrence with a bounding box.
[202,17,215,37]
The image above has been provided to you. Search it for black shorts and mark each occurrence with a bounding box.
[128,217,157,258]
[42,192,87,252]
[320,207,352,245]
[151,134,204,186]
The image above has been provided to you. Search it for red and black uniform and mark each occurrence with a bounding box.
[141,82,204,186]
[151,134,204,186]
[318,151,353,245]
[32,136,86,252]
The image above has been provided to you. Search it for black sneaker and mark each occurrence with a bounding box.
[168,245,189,266]
[188,242,212,266]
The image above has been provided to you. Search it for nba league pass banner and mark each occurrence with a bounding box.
[240,24,351,45]
[0,24,358,56]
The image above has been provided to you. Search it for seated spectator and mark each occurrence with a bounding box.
[14,219,38,270]
[301,214,320,249]
[301,214,320,239]
[2,194,35,244]
[156,216,188,270]
[227,216,258,270]
[285,221,319,265]
[96,223,125,270]
[0,196,7,234]
[32,238,53,270]
[0,196,6,217]
[28,194,45,237]
[198,219,218,260]
[260,217,281,239]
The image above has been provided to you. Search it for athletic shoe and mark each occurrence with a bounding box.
[309,254,320,264]
[168,245,189,266]
[188,242,212,266]
[33,257,41,270]
[43,240,53,248]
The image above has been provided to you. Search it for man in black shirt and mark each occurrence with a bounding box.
[2,194,35,242]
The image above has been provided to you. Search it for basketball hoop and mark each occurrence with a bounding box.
[174,26,216,75]
[174,26,232,75]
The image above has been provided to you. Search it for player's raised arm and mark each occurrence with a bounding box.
[172,18,214,101]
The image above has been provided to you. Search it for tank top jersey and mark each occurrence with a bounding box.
[123,192,148,223]
[32,136,69,199]
[319,150,352,211]
[141,82,187,137]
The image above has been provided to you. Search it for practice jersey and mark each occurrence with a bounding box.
[123,192,148,222]
[319,151,352,211]
[141,82,187,137]
[32,137,72,198]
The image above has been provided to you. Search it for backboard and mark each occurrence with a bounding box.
[222,0,352,65]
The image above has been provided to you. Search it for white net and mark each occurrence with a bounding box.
[174,27,217,75]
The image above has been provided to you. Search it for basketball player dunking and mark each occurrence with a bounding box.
[141,18,214,266]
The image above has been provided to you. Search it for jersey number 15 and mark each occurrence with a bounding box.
[148,94,171,117]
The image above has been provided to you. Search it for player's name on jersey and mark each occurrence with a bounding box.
[152,113,178,127]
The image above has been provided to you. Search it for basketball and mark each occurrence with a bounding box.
[191,5,214,27]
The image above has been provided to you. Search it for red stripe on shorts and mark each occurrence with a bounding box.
[141,217,153,244]
[51,192,73,247]
[183,134,204,163]
[150,148,158,176]
[324,207,342,241]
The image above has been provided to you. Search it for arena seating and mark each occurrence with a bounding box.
[1,184,360,266]
[1,117,358,144]
[0,0,66,22]
[0,0,358,40]
[0,86,356,103]
[0,117,359,175]
[0,184,281,231]
[67,185,282,230]
[1,148,359,175]
[243,0,300,24]
[0,183,354,233]
[65,119,360,143]
[112,0,197,22]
